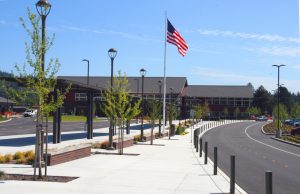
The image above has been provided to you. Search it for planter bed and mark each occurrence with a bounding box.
[44,144,91,166]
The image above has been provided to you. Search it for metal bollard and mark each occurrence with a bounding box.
[265,171,272,194]
[214,147,218,175]
[230,155,235,194]
[196,137,199,152]
[194,130,196,148]
[199,138,202,157]
[204,142,208,164]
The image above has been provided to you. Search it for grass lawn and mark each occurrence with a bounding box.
[0,116,7,122]
[47,115,106,122]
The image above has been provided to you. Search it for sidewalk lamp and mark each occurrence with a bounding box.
[158,80,162,136]
[169,87,173,139]
[36,0,51,71]
[107,48,117,150]
[35,0,52,179]
[140,68,146,141]
[82,59,89,85]
[272,64,285,138]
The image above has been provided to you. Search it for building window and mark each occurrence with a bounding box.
[94,96,105,101]
[236,98,242,106]
[213,98,220,105]
[220,98,227,105]
[228,98,235,106]
[75,93,87,101]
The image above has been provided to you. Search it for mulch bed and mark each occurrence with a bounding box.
[263,123,294,134]
[0,174,78,183]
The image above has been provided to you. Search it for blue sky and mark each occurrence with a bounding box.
[1,0,300,93]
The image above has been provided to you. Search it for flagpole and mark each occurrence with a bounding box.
[163,11,167,134]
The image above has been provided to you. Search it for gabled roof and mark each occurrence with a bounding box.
[0,97,15,104]
[184,85,253,98]
[57,76,188,94]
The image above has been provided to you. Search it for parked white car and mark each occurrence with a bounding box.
[23,109,37,117]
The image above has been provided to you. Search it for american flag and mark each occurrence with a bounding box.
[167,19,188,56]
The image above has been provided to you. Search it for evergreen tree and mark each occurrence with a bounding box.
[252,85,272,114]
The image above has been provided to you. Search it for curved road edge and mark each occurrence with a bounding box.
[193,120,249,194]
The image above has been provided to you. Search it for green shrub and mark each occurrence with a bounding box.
[282,136,300,144]
[24,151,35,165]
[133,135,141,143]
[4,154,13,163]
[0,171,5,178]
[0,155,5,164]
[16,155,27,164]
[176,126,186,135]
[13,151,24,160]
[92,141,110,149]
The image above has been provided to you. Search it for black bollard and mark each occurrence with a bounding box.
[214,147,218,175]
[265,171,272,194]
[196,137,199,152]
[194,130,196,148]
[204,142,208,164]
[199,138,202,157]
[230,155,235,194]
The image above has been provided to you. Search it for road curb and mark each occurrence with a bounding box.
[261,122,275,135]
[195,121,248,194]
[272,137,300,147]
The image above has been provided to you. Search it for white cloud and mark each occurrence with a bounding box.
[60,25,161,43]
[195,29,300,43]
[243,46,300,57]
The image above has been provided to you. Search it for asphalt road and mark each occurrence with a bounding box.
[0,117,111,136]
[202,121,300,194]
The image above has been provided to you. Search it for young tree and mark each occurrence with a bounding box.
[102,71,141,154]
[234,107,240,119]
[16,9,69,179]
[290,102,300,120]
[223,107,229,119]
[272,103,289,135]
[247,107,261,116]
[201,102,210,119]
[252,86,272,114]
[147,98,161,145]
[194,104,203,122]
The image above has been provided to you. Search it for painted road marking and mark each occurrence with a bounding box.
[244,123,300,158]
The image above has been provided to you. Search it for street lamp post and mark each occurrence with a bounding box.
[140,68,146,141]
[82,59,90,137]
[35,0,51,179]
[273,64,285,138]
[158,80,162,136]
[169,87,173,139]
[108,48,117,150]
[134,78,140,124]
[36,0,51,71]
[82,59,89,85]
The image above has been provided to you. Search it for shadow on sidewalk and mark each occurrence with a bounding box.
[0,132,108,147]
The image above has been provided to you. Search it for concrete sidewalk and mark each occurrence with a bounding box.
[0,121,246,194]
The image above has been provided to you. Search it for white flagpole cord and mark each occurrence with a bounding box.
[163,11,167,134]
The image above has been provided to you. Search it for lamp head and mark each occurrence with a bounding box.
[140,68,146,76]
[36,0,51,16]
[108,48,117,59]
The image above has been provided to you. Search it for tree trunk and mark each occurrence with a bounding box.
[158,119,161,137]
[150,124,154,145]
